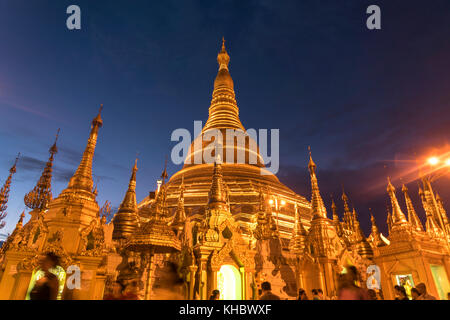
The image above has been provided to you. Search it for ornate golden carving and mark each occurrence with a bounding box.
[79,219,105,256]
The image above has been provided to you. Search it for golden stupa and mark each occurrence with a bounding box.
[139,38,311,242]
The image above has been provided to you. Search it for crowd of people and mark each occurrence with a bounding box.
[292,266,441,301]
[103,280,141,300]
[255,265,444,300]
[28,252,448,301]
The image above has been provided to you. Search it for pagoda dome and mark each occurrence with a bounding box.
[214,68,234,89]
[139,39,311,242]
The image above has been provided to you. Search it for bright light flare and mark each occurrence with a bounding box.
[268,199,274,205]
[428,157,439,165]
[280,200,286,206]
[446,159,450,166]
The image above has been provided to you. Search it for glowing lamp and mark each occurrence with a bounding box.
[428,157,439,165]
[268,199,274,205]
[281,200,286,206]
[446,159,450,166]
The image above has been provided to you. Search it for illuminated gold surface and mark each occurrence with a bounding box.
[140,40,312,245]
[24,130,59,211]
[0,41,449,301]
[112,159,140,240]
[0,155,19,218]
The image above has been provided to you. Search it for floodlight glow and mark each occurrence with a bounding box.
[428,157,439,165]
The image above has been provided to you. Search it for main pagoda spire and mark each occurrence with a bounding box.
[66,105,103,194]
[308,149,327,219]
[203,38,244,132]
[0,154,19,228]
[24,129,60,211]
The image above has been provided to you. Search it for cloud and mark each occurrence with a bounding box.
[17,155,74,183]
[18,154,120,183]
[0,99,54,120]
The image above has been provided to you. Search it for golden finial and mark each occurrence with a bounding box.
[134,153,138,171]
[307,146,316,173]
[65,108,102,194]
[221,37,226,51]
[386,176,395,192]
[217,37,230,70]
[24,132,61,210]
[7,153,20,175]
[49,128,60,155]
[341,185,349,202]
[0,154,20,220]
[330,194,337,210]
[161,155,168,184]
[92,104,103,127]
[13,152,20,168]
[401,183,407,193]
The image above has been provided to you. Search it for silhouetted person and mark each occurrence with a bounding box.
[123,281,140,300]
[311,289,320,300]
[259,282,280,300]
[209,289,220,300]
[317,288,329,300]
[338,266,368,300]
[104,280,125,300]
[367,289,377,300]
[411,288,420,300]
[394,285,401,300]
[29,252,60,300]
[152,262,184,300]
[416,283,436,300]
[395,285,408,300]
[297,288,308,300]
